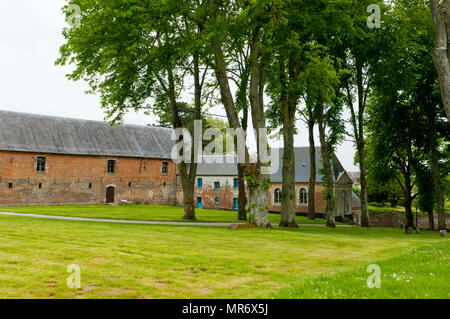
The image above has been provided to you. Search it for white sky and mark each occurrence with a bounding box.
[0,0,359,171]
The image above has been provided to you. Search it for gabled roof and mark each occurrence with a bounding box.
[0,110,173,159]
[269,147,344,183]
[336,171,354,185]
[195,147,345,183]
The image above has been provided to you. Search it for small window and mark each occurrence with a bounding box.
[162,162,169,174]
[299,188,308,205]
[36,156,46,173]
[38,183,43,189]
[214,182,220,190]
[8,183,13,189]
[107,160,116,174]
[128,182,132,188]
[163,182,166,187]
[89,183,92,189]
[233,178,239,189]
[215,197,220,205]
[274,188,282,205]
[198,178,203,188]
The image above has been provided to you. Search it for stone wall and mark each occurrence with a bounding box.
[368,210,450,228]
[0,151,177,206]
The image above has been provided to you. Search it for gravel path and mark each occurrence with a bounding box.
[0,211,354,227]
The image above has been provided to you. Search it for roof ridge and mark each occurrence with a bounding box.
[0,109,171,131]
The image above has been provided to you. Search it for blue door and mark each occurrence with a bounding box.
[197,197,203,209]
[233,198,239,210]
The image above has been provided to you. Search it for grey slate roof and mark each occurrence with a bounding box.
[196,147,344,183]
[270,147,343,183]
[194,156,240,176]
[0,110,173,159]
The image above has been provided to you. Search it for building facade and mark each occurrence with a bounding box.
[0,111,360,222]
[183,149,361,219]
[0,111,177,206]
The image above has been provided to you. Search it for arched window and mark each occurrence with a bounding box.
[274,188,282,205]
[299,188,308,205]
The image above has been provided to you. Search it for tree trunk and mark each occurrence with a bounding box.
[318,115,336,228]
[166,67,198,221]
[430,0,450,122]
[280,57,298,228]
[237,164,247,221]
[346,62,370,227]
[237,101,249,221]
[308,117,316,220]
[247,27,270,228]
[280,112,297,227]
[404,179,414,230]
[179,162,196,220]
[429,116,446,231]
[358,141,370,227]
[248,165,271,228]
[428,210,435,231]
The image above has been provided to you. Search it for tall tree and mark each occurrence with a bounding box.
[56,0,208,220]
[305,102,317,220]
[204,0,282,228]
[416,163,436,230]
[334,0,385,228]
[299,48,344,228]
[430,0,450,122]
[368,0,449,233]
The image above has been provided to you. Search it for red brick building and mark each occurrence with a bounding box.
[0,111,360,221]
[185,149,361,219]
[0,111,177,206]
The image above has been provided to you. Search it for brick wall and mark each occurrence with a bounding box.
[176,177,329,214]
[0,151,177,206]
[268,183,327,214]
[176,175,239,210]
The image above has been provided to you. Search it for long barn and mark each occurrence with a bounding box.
[0,111,177,206]
[0,110,361,223]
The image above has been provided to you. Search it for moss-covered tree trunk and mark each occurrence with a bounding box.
[247,165,271,228]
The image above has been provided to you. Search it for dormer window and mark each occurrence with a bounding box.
[36,156,46,173]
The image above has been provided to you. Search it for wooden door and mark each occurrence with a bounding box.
[106,186,115,204]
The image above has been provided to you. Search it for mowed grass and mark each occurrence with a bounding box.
[369,202,450,214]
[0,214,448,299]
[0,205,338,225]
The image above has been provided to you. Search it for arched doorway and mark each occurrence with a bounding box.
[106,186,115,204]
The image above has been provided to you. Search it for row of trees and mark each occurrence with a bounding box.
[57,0,448,233]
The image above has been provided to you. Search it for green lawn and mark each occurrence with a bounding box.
[0,213,447,299]
[0,205,338,225]
[368,204,406,213]
[369,202,450,214]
